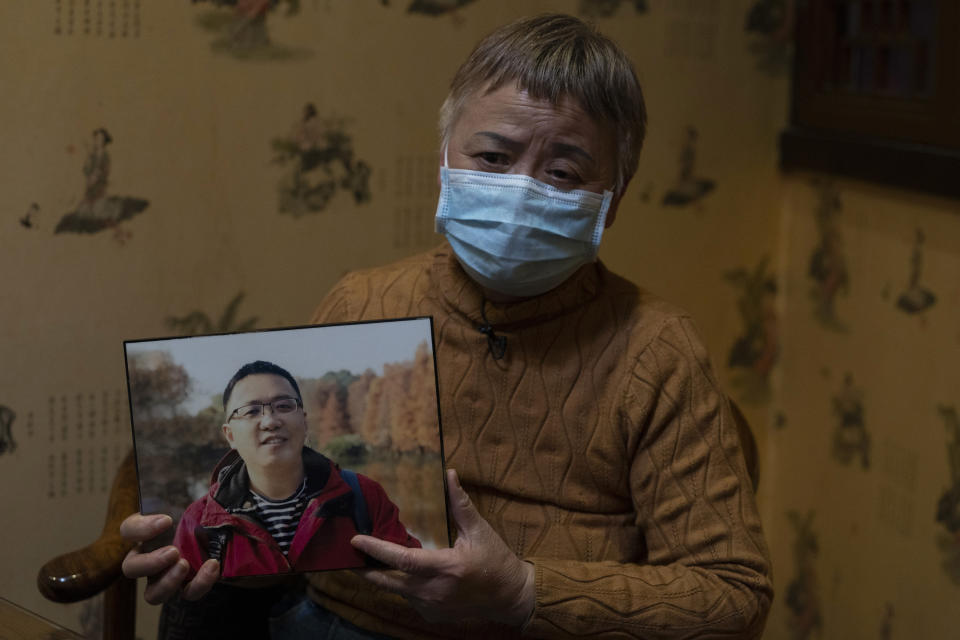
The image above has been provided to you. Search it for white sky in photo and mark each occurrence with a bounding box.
[125,318,434,414]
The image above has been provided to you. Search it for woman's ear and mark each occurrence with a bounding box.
[604,176,633,229]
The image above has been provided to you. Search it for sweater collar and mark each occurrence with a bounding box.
[428,241,604,330]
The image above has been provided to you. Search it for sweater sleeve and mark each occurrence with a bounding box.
[522,316,772,639]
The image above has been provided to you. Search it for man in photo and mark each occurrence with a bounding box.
[173,360,420,579]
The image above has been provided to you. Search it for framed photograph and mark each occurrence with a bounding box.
[124,317,448,579]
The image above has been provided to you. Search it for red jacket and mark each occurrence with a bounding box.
[173,447,420,579]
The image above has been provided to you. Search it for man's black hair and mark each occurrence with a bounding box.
[222,360,302,413]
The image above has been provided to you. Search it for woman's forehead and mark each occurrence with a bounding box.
[460,85,601,133]
[453,85,616,169]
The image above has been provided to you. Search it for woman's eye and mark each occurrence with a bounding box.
[548,168,580,184]
[477,152,508,167]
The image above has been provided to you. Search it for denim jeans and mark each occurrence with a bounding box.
[268,596,397,640]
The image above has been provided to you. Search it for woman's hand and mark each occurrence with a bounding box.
[120,513,219,604]
[350,469,535,626]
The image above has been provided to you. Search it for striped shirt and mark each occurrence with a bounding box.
[248,478,308,555]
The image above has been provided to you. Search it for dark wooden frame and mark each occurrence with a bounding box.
[780,0,960,198]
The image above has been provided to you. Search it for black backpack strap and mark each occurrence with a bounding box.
[339,469,372,535]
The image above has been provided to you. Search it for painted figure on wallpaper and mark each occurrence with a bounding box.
[0,405,16,456]
[406,0,477,15]
[896,227,937,315]
[724,255,778,404]
[191,0,308,60]
[745,0,794,74]
[19,203,39,229]
[165,291,259,336]
[272,103,371,217]
[785,510,822,640]
[83,128,111,205]
[831,373,870,470]
[935,404,960,585]
[808,180,849,329]
[662,126,715,208]
[578,0,648,19]
[54,128,149,243]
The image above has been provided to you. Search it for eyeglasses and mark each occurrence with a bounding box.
[227,397,302,422]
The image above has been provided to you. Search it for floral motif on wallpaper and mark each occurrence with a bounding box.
[744,0,794,75]
[0,405,16,457]
[191,0,479,57]
[662,126,715,208]
[808,180,849,330]
[165,292,259,336]
[724,255,778,404]
[405,0,477,16]
[190,0,310,60]
[936,405,960,585]
[896,227,937,315]
[272,104,372,217]
[54,128,149,245]
[578,0,648,19]
[785,509,822,640]
[831,373,870,470]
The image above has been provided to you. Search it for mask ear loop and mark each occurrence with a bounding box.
[435,145,451,234]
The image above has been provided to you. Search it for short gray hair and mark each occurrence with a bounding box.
[439,13,647,193]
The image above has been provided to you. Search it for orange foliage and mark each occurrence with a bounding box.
[305,341,440,453]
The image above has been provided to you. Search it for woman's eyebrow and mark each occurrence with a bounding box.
[471,131,523,152]
[551,141,593,163]
[469,132,593,163]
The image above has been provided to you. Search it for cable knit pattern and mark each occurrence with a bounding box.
[306,244,772,639]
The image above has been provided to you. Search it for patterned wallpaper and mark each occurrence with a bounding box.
[766,177,960,639]
[2,1,954,638]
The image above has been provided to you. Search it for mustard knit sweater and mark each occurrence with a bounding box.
[307,244,772,639]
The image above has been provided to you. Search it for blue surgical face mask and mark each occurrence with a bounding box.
[435,150,614,298]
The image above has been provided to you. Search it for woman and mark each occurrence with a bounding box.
[123,14,772,639]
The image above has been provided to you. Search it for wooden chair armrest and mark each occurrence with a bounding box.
[37,450,138,603]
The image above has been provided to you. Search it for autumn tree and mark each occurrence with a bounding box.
[127,351,190,421]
